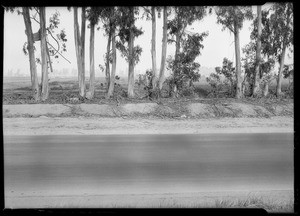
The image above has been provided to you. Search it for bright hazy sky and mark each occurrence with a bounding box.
[3,5,293,77]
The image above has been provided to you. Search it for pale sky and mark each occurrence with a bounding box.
[3,5,293,77]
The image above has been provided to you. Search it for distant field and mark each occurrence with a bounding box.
[2,75,292,105]
[3,75,290,92]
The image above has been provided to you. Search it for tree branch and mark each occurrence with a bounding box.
[142,6,152,17]
[33,7,40,15]
[47,41,71,64]
[30,15,40,24]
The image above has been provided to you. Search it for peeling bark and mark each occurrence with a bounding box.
[127,7,135,98]
[40,7,49,101]
[107,29,117,99]
[252,5,262,97]
[158,6,168,91]
[151,6,157,89]
[22,7,40,101]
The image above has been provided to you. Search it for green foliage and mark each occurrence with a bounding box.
[241,41,256,95]
[167,6,207,36]
[165,6,208,97]
[206,58,236,97]
[16,8,68,64]
[48,11,60,31]
[141,6,162,21]
[135,70,160,99]
[283,64,293,97]
[46,10,68,60]
[251,3,293,62]
[206,73,223,97]
[116,42,143,65]
[115,7,144,66]
[167,32,208,95]
[215,6,253,33]
[270,3,293,56]
[86,7,102,26]
[283,65,293,79]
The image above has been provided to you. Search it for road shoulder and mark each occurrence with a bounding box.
[3,116,293,135]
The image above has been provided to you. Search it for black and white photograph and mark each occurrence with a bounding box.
[3,3,294,213]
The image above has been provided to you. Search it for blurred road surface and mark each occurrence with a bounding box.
[4,133,293,197]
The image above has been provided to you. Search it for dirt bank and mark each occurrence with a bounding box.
[3,101,294,118]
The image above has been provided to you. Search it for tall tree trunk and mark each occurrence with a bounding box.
[172,32,180,98]
[276,44,287,96]
[88,22,95,99]
[22,7,40,101]
[127,7,135,98]
[74,7,81,86]
[80,7,86,97]
[40,7,49,101]
[252,5,262,97]
[158,6,168,91]
[105,30,112,91]
[74,7,86,98]
[151,6,157,89]
[107,29,117,98]
[234,23,242,99]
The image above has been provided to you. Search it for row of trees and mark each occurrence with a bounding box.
[6,4,293,102]
[206,4,293,98]
[6,7,68,101]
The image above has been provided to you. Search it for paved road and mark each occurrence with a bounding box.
[4,133,293,197]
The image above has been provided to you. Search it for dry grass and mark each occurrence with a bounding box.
[214,195,294,213]
[34,192,293,213]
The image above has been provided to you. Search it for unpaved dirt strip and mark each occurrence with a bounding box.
[3,116,293,135]
[5,190,293,211]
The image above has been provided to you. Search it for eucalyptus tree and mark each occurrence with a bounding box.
[252,5,262,97]
[96,7,119,98]
[73,7,86,98]
[5,7,68,101]
[99,7,119,99]
[98,7,114,91]
[167,6,207,97]
[116,6,143,98]
[269,3,293,96]
[86,7,101,99]
[247,5,291,97]
[39,7,48,101]
[142,6,162,89]
[215,6,253,99]
[158,6,168,91]
[21,7,40,101]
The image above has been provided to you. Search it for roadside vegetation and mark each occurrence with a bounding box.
[45,193,293,213]
[4,4,293,106]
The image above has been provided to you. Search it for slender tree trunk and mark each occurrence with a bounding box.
[158,6,168,91]
[252,5,262,97]
[276,44,287,96]
[105,30,112,90]
[74,7,81,85]
[127,7,135,98]
[172,32,180,98]
[40,7,49,101]
[107,29,117,98]
[74,7,86,98]
[88,22,95,99]
[22,7,40,101]
[263,81,269,97]
[234,23,242,99]
[80,7,86,97]
[151,6,157,89]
